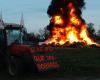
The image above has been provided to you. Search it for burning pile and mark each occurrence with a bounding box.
[46,0,99,46]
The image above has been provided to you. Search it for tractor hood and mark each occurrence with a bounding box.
[10,43,54,55]
[10,43,33,55]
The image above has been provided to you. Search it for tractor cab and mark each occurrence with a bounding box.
[5,25,23,46]
[0,24,24,50]
[0,23,26,58]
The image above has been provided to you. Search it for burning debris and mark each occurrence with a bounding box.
[46,0,99,47]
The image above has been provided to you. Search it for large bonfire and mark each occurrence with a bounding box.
[46,0,99,46]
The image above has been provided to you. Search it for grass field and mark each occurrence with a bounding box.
[0,48,100,80]
[51,48,100,76]
[34,48,100,76]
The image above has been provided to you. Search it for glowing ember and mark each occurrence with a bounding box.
[46,2,99,46]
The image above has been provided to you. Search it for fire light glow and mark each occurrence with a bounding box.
[47,3,99,46]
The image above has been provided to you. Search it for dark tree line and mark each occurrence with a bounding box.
[87,23,100,42]
[22,27,50,45]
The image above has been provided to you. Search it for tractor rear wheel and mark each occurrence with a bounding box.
[8,56,24,76]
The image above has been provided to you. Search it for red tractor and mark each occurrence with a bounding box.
[0,24,59,76]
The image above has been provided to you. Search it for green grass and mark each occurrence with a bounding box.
[47,48,100,75]
[1,48,100,79]
[33,48,100,76]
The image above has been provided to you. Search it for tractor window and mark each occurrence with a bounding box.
[6,30,22,46]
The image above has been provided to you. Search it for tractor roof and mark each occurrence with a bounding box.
[3,23,23,30]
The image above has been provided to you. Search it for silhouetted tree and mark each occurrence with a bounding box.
[96,29,100,42]
[22,32,40,45]
[38,27,50,41]
[97,29,100,36]
[87,23,96,38]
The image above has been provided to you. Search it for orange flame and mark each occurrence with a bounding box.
[47,3,99,46]
[53,16,63,25]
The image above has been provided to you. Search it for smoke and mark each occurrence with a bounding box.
[47,0,86,33]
